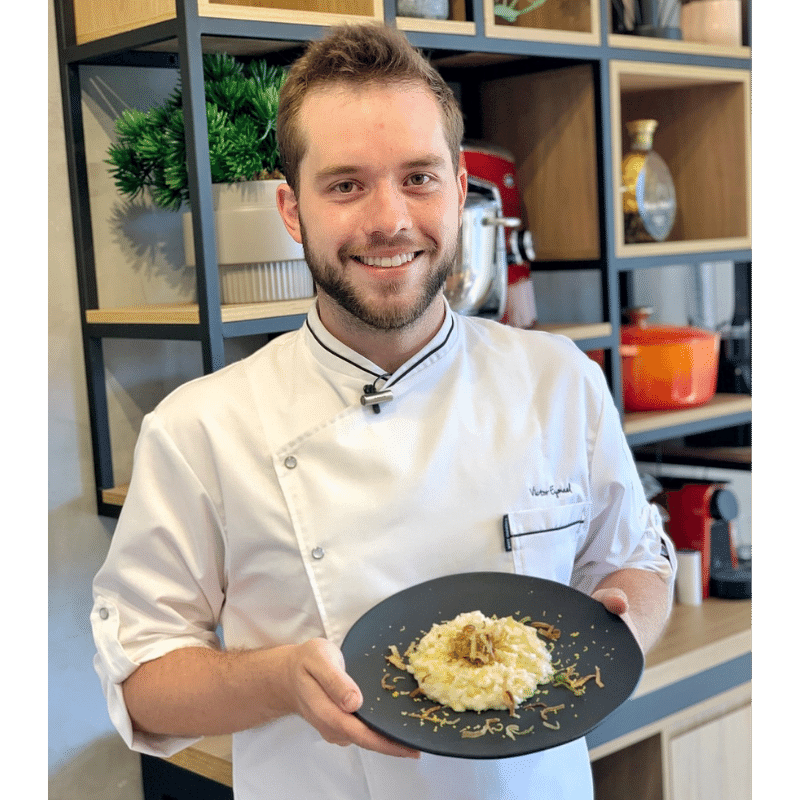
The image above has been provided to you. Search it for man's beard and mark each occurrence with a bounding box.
[299,218,457,331]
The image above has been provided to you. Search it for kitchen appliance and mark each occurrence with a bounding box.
[656,478,751,599]
[444,175,519,320]
[460,142,537,327]
[620,306,720,411]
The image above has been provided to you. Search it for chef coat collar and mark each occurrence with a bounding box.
[303,299,458,390]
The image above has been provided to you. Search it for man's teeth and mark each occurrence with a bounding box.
[358,252,416,267]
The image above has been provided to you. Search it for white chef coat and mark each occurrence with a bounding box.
[92,300,674,800]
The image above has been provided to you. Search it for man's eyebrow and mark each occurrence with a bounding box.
[314,164,361,182]
[313,155,449,183]
[403,156,449,171]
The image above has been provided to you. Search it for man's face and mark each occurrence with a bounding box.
[277,81,467,332]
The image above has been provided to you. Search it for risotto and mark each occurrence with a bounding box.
[405,610,555,713]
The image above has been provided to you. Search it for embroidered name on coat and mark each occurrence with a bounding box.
[529,484,573,498]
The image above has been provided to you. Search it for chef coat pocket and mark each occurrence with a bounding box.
[504,503,590,584]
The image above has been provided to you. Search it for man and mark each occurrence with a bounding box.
[92,23,674,800]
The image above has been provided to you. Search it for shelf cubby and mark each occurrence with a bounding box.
[478,62,601,262]
[484,0,600,45]
[70,0,383,46]
[610,60,751,260]
[606,0,751,57]
[397,0,475,36]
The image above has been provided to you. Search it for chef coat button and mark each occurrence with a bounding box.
[99,608,109,620]
[312,547,325,560]
[284,455,297,469]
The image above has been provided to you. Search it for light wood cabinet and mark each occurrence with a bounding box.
[592,684,751,800]
[668,701,751,800]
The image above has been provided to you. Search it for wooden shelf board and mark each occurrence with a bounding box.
[397,18,476,36]
[615,236,752,260]
[608,33,751,61]
[537,322,612,341]
[634,445,751,470]
[86,297,314,326]
[165,733,233,788]
[101,485,129,507]
[623,394,752,437]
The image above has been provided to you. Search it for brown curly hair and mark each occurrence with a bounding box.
[277,24,464,193]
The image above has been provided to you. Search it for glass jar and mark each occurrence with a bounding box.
[621,119,677,243]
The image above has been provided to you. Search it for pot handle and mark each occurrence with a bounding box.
[625,306,654,328]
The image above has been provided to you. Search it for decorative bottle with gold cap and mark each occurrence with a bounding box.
[621,119,677,243]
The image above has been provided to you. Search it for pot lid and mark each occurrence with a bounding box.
[621,306,717,345]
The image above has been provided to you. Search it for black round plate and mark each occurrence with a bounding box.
[341,572,643,759]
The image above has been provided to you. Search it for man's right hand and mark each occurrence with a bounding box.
[279,638,420,758]
[123,638,419,759]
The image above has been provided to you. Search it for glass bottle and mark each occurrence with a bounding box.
[621,119,677,243]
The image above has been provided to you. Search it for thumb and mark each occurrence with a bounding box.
[312,639,364,713]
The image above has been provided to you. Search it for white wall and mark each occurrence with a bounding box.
[48,0,198,795]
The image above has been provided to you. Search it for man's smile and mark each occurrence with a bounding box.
[352,251,422,268]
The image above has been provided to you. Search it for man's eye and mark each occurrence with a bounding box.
[407,174,431,187]
[334,181,356,194]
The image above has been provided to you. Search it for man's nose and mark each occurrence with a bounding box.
[369,182,412,238]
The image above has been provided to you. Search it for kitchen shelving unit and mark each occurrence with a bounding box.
[55,0,752,517]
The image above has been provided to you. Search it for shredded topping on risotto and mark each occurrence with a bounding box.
[405,611,555,713]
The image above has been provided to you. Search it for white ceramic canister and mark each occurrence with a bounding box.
[396,0,449,20]
[676,549,703,605]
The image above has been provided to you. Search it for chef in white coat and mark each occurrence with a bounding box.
[91,23,675,800]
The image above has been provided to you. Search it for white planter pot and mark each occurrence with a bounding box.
[183,179,313,304]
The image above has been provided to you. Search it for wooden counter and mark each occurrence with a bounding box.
[636,598,751,699]
[156,598,751,792]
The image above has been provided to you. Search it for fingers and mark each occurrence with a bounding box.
[333,712,420,759]
[290,639,420,759]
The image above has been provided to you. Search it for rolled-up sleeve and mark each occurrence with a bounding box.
[571,363,676,596]
[91,411,226,756]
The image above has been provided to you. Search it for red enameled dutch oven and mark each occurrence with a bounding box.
[620,307,720,411]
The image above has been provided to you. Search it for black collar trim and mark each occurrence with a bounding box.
[304,314,456,389]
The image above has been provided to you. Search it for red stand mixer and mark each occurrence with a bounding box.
[460,142,537,328]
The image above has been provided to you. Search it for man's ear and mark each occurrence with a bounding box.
[457,152,468,216]
[276,182,303,244]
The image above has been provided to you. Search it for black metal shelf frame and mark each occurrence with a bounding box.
[55,0,752,514]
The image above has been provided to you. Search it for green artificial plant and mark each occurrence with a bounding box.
[107,53,287,211]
